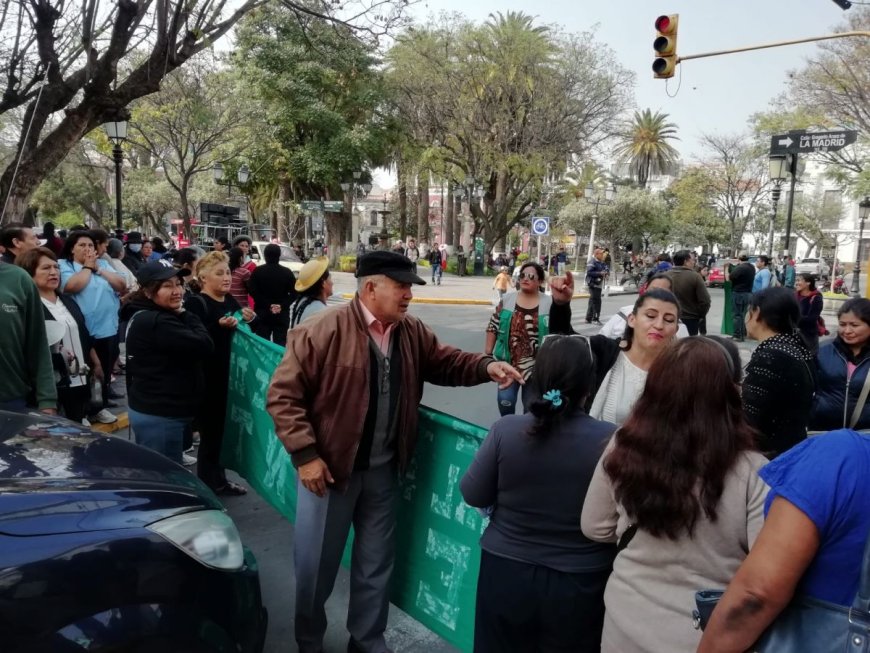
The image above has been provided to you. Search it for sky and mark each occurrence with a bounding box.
[405,0,854,162]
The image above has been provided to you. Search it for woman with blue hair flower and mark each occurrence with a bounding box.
[461,334,617,653]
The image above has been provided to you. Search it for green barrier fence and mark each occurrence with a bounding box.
[222,324,487,652]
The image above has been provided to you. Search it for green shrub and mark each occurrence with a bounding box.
[516,252,530,264]
[338,255,357,273]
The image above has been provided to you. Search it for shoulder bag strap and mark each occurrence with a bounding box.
[849,367,870,429]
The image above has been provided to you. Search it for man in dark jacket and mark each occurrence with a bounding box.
[266,251,525,653]
[585,248,608,324]
[666,250,711,336]
[121,232,145,274]
[248,243,297,346]
[729,253,756,341]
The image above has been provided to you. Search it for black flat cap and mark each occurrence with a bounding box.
[356,250,426,285]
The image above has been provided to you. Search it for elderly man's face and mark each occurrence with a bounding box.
[363,276,413,324]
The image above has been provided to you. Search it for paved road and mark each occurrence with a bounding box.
[225,287,758,653]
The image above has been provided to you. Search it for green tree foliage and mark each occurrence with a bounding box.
[230,3,393,252]
[559,187,669,255]
[664,167,730,252]
[750,8,870,198]
[386,12,634,254]
[128,57,249,237]
[613,109,680,189]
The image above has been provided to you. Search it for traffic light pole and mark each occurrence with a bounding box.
[676,30,870,64]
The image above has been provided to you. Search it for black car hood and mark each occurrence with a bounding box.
[0,411,222,536]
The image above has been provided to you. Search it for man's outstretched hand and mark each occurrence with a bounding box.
[549,270,575,305]
[486,361,524,389]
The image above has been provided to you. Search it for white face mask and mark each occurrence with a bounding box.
[129,243,142,253]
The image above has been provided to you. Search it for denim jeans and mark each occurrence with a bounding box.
[129,409,192,465]
[732,291,752,339]
[431,263,443,283]
[497,380,529,416]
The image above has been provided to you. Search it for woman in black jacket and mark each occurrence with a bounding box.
[125,262,214,464]
[743,287,815,458]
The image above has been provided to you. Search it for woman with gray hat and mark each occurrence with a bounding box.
[125,261,214,464]
[290,256,333,328]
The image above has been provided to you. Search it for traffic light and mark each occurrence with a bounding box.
[653,14,679,79]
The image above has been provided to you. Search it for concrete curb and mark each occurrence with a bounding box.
[339,293,592,305]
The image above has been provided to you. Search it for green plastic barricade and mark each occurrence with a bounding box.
[222,323,487,652]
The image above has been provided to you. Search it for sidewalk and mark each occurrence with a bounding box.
[330,270,634,305]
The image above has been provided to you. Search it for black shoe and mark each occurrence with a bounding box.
[107,388,125,399]
[347,639,393,653]
[585,319,593,324]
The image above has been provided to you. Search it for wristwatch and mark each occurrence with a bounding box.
[85,265,99,274]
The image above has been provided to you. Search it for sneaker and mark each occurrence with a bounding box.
[90,409,118,424]
[81,418,91,427]
[184,445,195,453]
[182,453,197,467]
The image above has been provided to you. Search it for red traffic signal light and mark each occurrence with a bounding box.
[653,14,679,79]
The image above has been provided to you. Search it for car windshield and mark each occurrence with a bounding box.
[277,245,300,262]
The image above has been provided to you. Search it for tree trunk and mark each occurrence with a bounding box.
[278,177,291,242]
[326,211,344,265]
[397,160,408,240]
[444,183,454,247]
[453,195,462,249]
[417,173,429,243]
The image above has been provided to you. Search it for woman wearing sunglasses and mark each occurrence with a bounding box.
[485,261,573,416]
[462,334,616,652]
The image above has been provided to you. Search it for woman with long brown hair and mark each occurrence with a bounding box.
[581,337,769,653]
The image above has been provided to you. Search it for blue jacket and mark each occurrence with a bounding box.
[586,260,608,288]
[810,339,870,431]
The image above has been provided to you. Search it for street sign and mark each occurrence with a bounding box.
[770,130,858,155]
[531,216,550,236]
[301,200,344,212]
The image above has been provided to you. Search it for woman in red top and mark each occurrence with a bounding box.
[228,246,251,308]
[232,235,258,273]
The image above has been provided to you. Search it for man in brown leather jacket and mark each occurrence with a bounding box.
[266,250,524,653]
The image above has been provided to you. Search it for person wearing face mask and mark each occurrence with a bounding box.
[184,251,256,494]
[122,232,146,274]
[125,262,214,464]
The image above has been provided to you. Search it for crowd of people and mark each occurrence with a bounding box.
[3,220,870,653]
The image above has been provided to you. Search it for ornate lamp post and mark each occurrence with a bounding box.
[850,196,870,297]
[341,171,372,246]
[103,120,128,232]
[582,183,616,270]
[767,155,790,257]
[213,162,249,199]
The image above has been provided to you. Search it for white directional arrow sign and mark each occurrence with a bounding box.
[770,130,858,155]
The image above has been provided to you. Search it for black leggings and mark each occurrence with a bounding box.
[91,336,117,410]
[57,385,90,423]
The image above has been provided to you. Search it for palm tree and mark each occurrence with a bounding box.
[613,109,680,189]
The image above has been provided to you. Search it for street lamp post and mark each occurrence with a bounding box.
[767,155,790,257]
[104,120,128,232]
[341,171,371,248]
[213,162,249,199]
[850,197,870,297]
[582,183,616,272]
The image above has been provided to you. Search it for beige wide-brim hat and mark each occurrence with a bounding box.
[295,256,330,292]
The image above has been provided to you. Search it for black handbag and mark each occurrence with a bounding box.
[692,526,870,652]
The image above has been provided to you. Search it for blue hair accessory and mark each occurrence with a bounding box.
[542,389,563,408]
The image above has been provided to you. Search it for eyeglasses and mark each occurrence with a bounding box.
[519,273,539,281]
[541,333,593,361]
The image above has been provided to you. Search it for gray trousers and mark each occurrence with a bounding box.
[294,463,397,653]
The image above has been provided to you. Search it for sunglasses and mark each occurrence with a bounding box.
[519,273,539,281]
[541,333,594,361]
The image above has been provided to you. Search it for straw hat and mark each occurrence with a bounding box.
[295,256,330,292]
